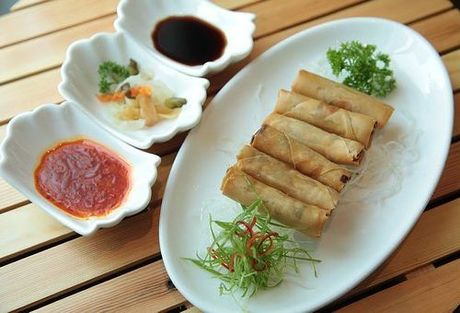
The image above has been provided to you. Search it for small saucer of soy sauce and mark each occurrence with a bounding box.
[115,0,256,77]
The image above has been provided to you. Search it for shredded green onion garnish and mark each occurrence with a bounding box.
[186,199,320,297]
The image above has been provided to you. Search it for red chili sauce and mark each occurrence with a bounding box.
[34,139,130,218]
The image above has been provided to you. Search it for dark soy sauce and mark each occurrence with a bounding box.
[152,16,227,66]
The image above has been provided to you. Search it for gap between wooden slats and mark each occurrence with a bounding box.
[410,9,460,54]
[0,0,454,121]
[244,0,366,38]
[23,197,460,313]
[32,261,186,313]
[454,93,460,137]
[10,0,52,12]
[337,259,460,313]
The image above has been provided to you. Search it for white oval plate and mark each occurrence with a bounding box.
[160,18,452,312]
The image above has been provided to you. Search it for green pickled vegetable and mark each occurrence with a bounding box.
[164,97,187,109]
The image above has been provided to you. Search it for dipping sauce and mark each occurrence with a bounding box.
[34,139,130,218]
[152,16,227,66]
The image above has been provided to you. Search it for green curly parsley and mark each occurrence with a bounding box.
[327,41,396,98]
[97,59,139,94]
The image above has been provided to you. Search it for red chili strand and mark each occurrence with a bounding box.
[235,220,254,237]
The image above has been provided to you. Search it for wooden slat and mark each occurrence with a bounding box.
[0,207,160,312]
[432,142,460,199]
[0,15,115,84]
[445,49,460,91]
[34,261,186,313]
[411,9,460,54]
[0,203,70,262]
[352,197,460,292]
[0,152,175,263]
[404,263,435,280]
[244,0,365,38]
[0,178,28,214]
[0,0,117,47]
[0,69,61,123]
[338,259,460,313]
[213,0,262,10]
[454,93,460,137]
[29,198,460,312]
[209,0,453,93]
[10,0,51,11]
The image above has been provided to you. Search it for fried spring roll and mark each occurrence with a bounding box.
[221,167,329,237]
[236,145,339,211]
[264,113,364,165]
[291,70,394,128]
[275,90,376,147]
[251,126,351,191]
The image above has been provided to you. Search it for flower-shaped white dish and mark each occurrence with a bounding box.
[59,32,209,149]
[114,0,256,77]
[0,102,160,236]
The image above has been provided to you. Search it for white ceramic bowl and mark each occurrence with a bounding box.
[59,32,209,149]
[0,102,160,236]
[114,0,256,77]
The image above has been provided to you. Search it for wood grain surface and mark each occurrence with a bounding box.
[0,0,459,312]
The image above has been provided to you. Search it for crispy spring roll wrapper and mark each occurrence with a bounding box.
[236,145,339,211]
[291,70,394,128]
[221,167,329,237]
[275,90,376,147]
[264,113,365,165]
[251,126,351,191]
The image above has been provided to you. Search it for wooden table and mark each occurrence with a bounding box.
[0,0,459,312]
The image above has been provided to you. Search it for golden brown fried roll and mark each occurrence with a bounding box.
[292,70,394,128]
[251,126,351,191]
[236,145,339,211]
[263,113,364,165]
[221,167,329,237]
[275,90,376,147]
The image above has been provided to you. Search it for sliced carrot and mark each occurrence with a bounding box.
[129,85,152,97]
[97,92,125,103]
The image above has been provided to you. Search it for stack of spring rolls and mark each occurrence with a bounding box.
[221,70,394,237]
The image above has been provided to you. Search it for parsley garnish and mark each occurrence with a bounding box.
[327,41,396,98]
[97,59,139,94]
